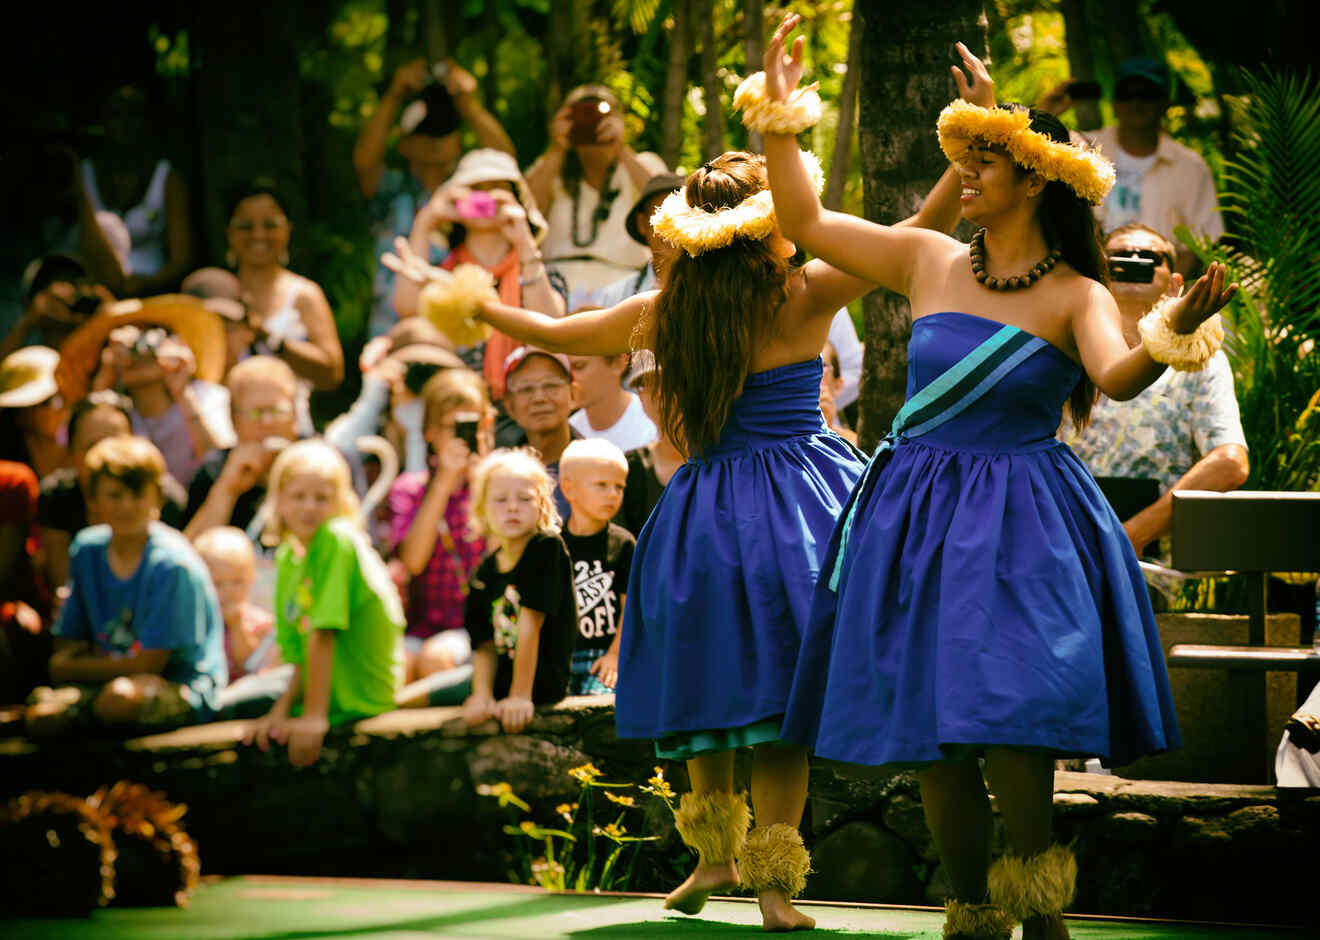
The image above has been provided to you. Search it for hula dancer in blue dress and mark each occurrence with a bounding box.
[387,148,963,931]
[754,15,1238,940]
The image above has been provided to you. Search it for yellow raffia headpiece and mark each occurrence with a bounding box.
[650,151,825,257]
[936,100,1116,205]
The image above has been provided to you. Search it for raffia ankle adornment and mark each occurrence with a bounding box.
[672,791,751,866]
[943,899,1017,939]
[987,844,1077,923]
[738,824,812,898]
[733,72,822,136]
[1137,293,1224,372]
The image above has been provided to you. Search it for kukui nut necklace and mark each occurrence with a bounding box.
[969,228,1062,291]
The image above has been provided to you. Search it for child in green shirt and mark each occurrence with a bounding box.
[244,440,404,766]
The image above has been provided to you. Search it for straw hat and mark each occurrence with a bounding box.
[0,346,61,409]
[446,149,548,243]
[56,295,228,403]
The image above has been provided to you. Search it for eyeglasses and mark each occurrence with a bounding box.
[236,403,294,421]
[1108,249,1172,268]
[229,218,289,234]
[506,378,570,401]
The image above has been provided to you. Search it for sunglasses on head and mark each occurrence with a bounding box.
[1108,249,1171,268]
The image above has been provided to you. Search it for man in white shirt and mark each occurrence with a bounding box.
[567,352,657,453]
[1040,58,1224,275]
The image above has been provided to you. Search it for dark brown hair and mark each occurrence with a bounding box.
[650,152,790,455]
[1010,107,1107,428]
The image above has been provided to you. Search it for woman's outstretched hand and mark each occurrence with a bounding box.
[382,236,445,286]
[763,12,806,103]
[952,42,996,108]
[1167,261,1239,333]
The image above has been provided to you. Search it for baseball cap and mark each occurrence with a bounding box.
[1115,58,1170,96]
[503,346,572,384]
[180,267,246,322]
[626,174,684,245]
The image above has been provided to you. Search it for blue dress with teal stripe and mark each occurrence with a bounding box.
[783,313,1181,767]
[614,357,866,754]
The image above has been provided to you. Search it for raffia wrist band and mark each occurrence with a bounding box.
[734,72,822,135]
[1137,294,1223,372]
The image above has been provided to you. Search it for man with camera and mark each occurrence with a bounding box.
[0,256,110,360]
[1062,223,1248,559]
[1039,58,1223,275]
[354,58,516,339]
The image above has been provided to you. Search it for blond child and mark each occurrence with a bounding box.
[558,439,634,694]
[27,436,227,736]
[195,526,280,680]
[244,440,404,767]
[461,448,576,733]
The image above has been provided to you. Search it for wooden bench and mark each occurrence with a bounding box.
[1167,490,1320,668]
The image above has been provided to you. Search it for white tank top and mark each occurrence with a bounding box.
[82,158,172,277]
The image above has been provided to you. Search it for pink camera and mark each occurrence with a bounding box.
[455,191,498,220]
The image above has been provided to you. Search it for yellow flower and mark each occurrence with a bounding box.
[603,792,636,807]
[555,803,577,822]
[476,781,513,798]
[568,762,602,784]
[596,822,626,839]
[643,767,676,800]
[520,820,538,834]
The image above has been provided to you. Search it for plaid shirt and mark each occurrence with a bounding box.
[387,472,485,639]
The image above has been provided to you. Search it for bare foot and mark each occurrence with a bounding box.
[664,861,739,915]
[1022,913,1069,940]
[758,888,815,931]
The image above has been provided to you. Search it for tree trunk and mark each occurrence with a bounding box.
[744,0,764,152]
[1088,0,1142,66]
[699,0,726,160]
[422,0,451,61]
[1058,0,1101,130]
[661,0,692,169]
[854,0,987,450]
[824,5,864,211]
[193,0,306,263]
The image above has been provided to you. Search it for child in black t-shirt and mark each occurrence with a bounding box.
[558,440,635,695]
[462,449,576,732]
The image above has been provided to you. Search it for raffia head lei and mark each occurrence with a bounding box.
[936,100,1116,205]
[650,150,825,257]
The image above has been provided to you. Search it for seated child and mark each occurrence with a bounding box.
[244,440,405,767]
[195,526,279,680]
[389,368,489,684]
[25,436,227,736]
[461,449,576,733]
[558,439,634,694]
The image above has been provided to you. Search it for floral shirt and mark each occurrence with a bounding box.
[1062,350,1247,491]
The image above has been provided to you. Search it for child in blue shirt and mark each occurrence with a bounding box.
[26,435,227,736]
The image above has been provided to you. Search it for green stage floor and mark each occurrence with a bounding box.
[1,876,1302,939]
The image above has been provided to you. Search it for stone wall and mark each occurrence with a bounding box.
[2,697,1314,927]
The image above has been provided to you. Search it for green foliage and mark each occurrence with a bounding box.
[1180,68,1320,494]
[478,764,681,893]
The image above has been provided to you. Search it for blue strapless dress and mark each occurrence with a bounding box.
[615,357,866,743]
[783,313,1181,767]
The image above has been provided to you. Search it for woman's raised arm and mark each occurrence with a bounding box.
[760,14,949,297]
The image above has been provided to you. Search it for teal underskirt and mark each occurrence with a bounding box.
[653,716,784,760]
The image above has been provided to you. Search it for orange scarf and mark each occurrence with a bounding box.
[443,244,521,401]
